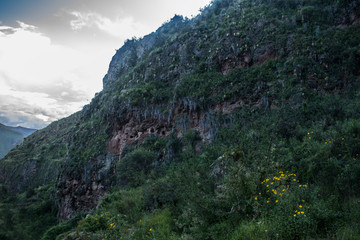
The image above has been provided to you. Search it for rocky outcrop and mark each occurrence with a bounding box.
[103,34,158,88]
[107,98,253,158]
[57,153,117,219]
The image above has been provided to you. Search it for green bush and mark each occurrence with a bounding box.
[116,148,157,187]
[41,216,81,240]
[230,220,271,240]
[130,208,175,240]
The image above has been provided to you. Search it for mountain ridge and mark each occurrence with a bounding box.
[0,123,37,159]
[0,0,360,239]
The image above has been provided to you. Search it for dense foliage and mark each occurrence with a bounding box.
[0,0,359,239]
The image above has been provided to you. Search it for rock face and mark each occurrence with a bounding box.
[57,153,116,219]
[103,36,157,88]
[107,98,249,156]
[57,100,251,218]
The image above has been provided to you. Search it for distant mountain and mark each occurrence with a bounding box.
[10,125,37,137]
[0,123,36,158]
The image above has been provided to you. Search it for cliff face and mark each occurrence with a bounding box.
[1,0,360,239]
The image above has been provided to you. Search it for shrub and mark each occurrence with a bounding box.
[116,148,157,187]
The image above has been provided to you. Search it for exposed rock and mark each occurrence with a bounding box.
[57,153,117,219]
[107,98,248,158]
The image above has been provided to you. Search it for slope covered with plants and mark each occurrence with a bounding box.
[0,0,360,239]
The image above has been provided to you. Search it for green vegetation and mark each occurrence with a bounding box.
[0,182,58,240]
[53,108,360,239]
[0,0,360,239]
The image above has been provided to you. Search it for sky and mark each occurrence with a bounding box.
[0,0,211,129]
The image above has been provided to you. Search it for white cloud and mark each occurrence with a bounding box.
[17,21,38,31]
[69,11,150,39]
[0,21,106,128]
[70,11,92,30]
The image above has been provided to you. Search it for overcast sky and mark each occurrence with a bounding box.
[0,0,211,129]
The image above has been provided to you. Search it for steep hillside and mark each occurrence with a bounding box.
[0,123,36,159]
[1,0,360,239]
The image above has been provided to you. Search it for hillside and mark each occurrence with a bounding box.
[0,0,360,239]
[0,123,37,159]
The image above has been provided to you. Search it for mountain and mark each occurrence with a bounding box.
[0,123,37,159]
[0,0,360,239]
[10,125,37,137]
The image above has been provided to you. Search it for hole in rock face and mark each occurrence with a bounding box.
[150,128,155,133]
[130,135,134,139]
[162,131,166,135]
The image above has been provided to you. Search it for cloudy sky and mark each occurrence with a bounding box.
[0,0,211,129]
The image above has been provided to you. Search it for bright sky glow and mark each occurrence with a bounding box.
[0,0,212,129]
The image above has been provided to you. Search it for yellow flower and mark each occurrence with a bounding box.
[301,211,304,214]
[254,197,258,200]
[266,185,269,187]
[282,189,285,192]
[294,214,296,217]
[299,185,302,187]
[342,138,344,140]
[267,200,270,203]
[275,200,279,203]
[149,228,152,232]
[325,142,327,144]
[307,132,310,135]
[299,205,303,208]
[110,222,115,228]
